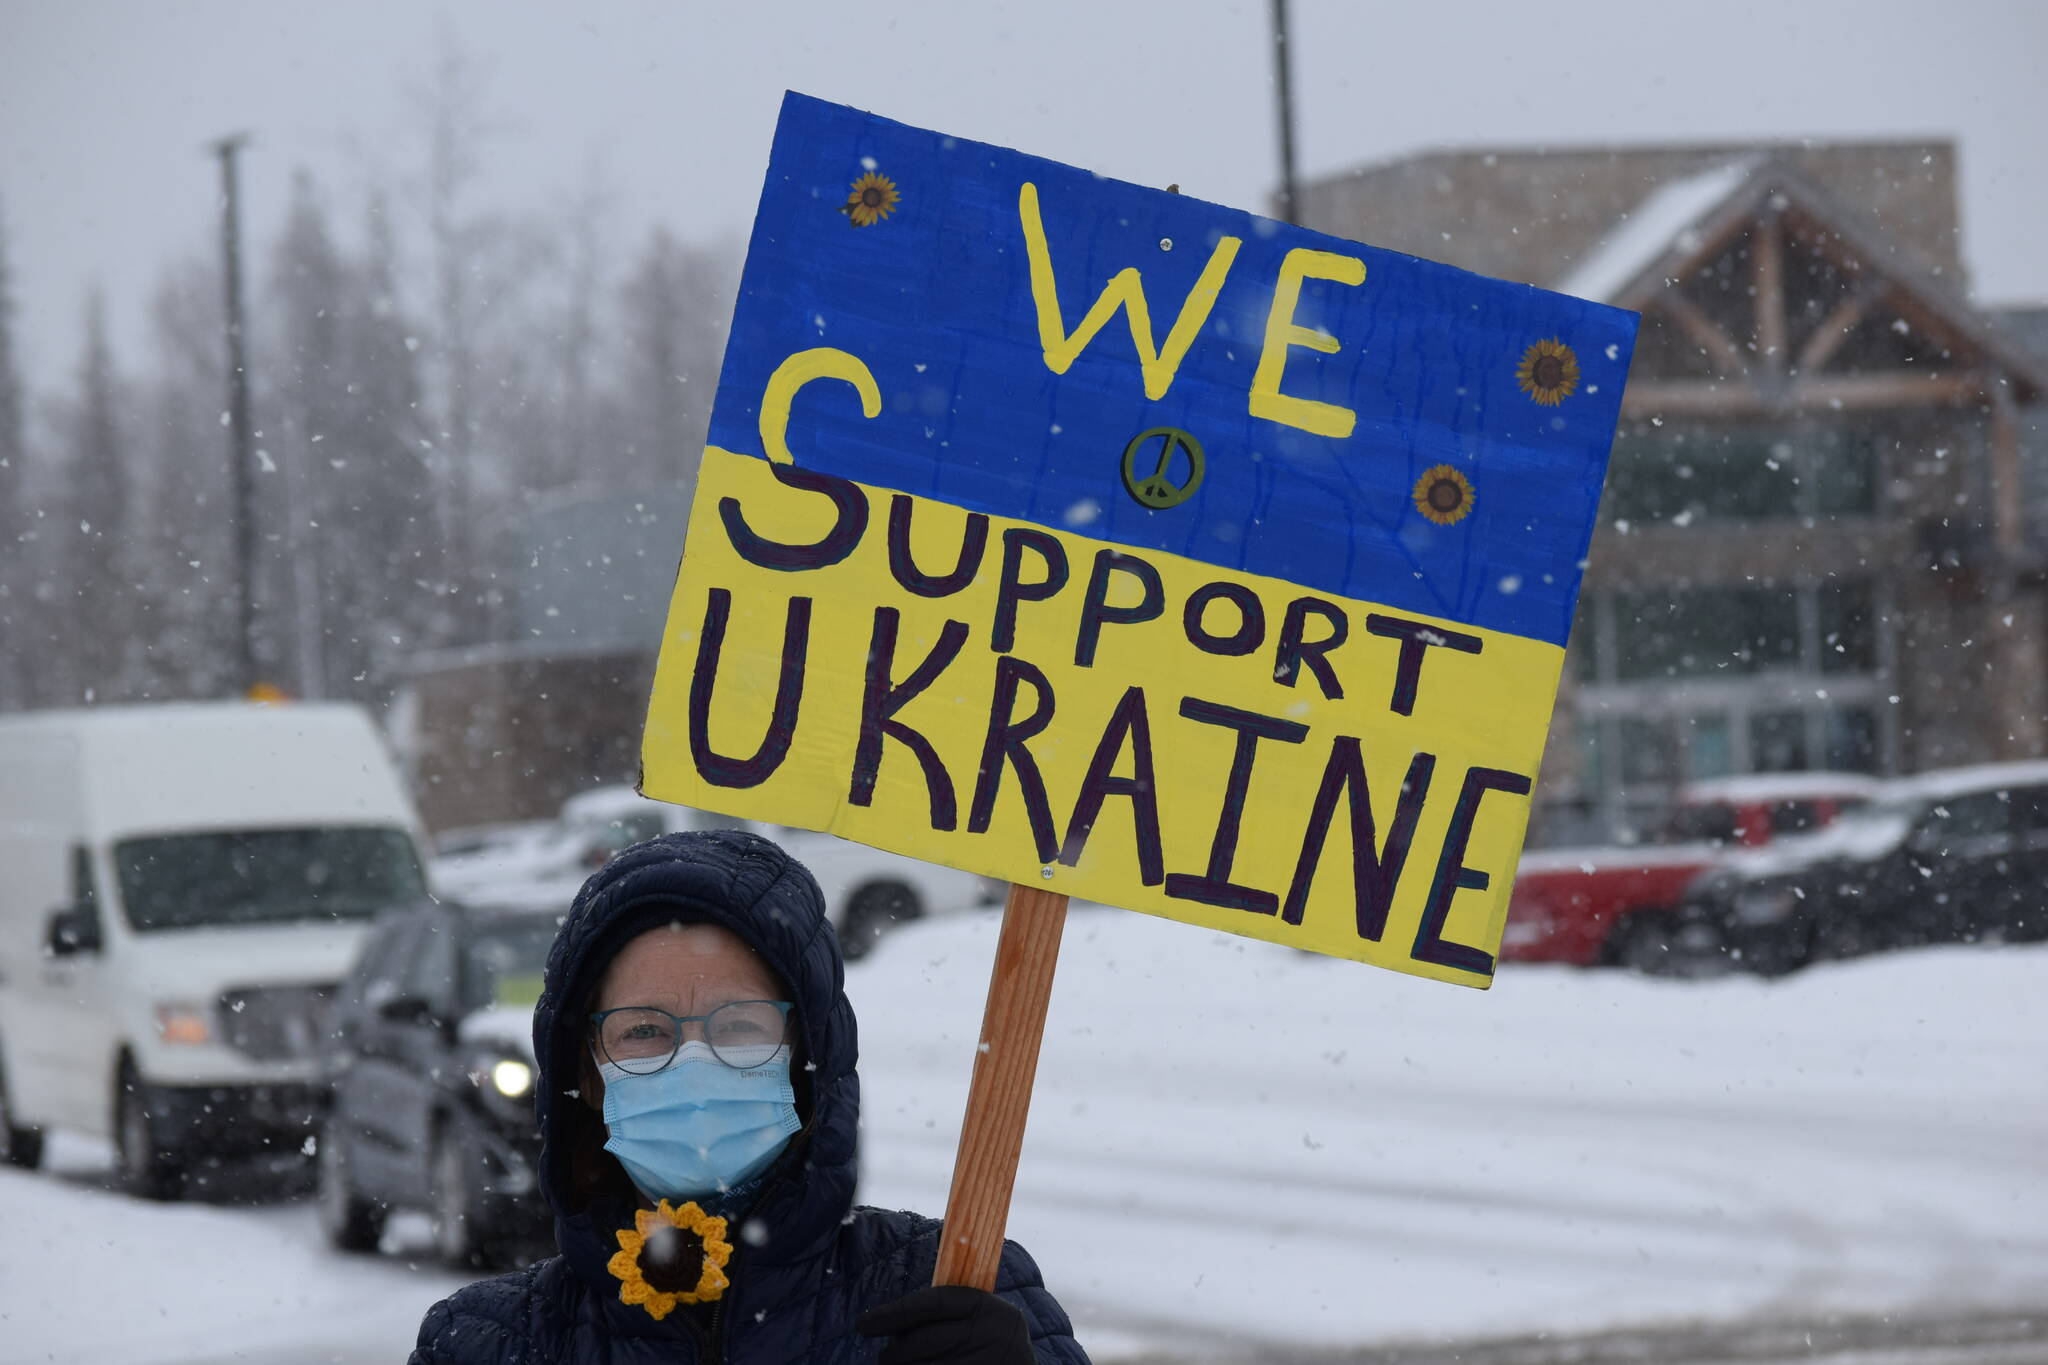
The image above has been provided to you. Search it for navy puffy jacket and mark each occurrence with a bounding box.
[409,830,1089,1364]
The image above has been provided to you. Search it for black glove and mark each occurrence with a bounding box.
[856,1285,1032,1365]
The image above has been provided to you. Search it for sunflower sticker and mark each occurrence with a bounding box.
[607,1199,736,1319]
[841,171,900,227]
[1413,465,1476,526]
[1516,338,1580,406]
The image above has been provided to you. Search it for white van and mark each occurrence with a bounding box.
[0,702,430,1197]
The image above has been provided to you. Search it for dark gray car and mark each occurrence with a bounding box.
[315,900,557,1267]
[1679,762,2048,974]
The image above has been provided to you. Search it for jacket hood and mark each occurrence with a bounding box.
[531,829,860,1295]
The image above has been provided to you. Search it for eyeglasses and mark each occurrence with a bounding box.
[589,1000,796,1074]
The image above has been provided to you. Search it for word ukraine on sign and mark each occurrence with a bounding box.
[645,93,1638,989]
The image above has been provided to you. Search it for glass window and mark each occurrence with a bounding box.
[2011,786,2048,833]
[1812,430,1879,517]
[357,920,415,994]
[1619,716,1680,786]
[1606,426,1800,525]
[1748,711,1810,772]
[1603,422,1877,526]
[1569,593,1601,682]
[1818,582,1876,675]
[344,917,419,1015]
[1574,718,1606,800]
[1686,713,1735,779]
[1915,791,2013,849]
[402,917,459,1009]
[113,827,428,931]
[1823,707,1880,772]
[1615,587,1800,680]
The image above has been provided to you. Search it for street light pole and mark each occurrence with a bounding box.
[211,133,258,694]
[1271,0,1302,225]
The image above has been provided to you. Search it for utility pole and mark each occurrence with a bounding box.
[1270,0,1302,225]
[211,133,258,694]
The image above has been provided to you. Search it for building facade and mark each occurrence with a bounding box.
[393,486,689,832]
[1302,141,2048,842]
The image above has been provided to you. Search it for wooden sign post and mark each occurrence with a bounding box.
[931,884,1070,1288]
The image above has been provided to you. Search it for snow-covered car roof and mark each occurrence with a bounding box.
[1710,809,1916,882]
[1881,759,2048,806]
[1675,772,1886,805]
[1708,759,2048,883]
[1517,843,1731,875]
[558,783,663,823]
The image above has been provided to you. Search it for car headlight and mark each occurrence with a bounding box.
[467,1052,535,1110]
[155,1002,214,1046]
[1732,883,1803,926]
[490,1058,534,1098]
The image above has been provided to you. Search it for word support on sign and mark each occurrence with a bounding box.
[643,94,1639,990]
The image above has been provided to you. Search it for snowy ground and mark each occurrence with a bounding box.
[3,906,2043,1364]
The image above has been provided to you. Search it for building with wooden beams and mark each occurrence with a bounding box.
[1302,141,2048,842]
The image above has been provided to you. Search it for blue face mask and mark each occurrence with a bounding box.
[599,1041,802,1203]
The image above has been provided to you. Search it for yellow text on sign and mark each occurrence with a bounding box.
[1018,184,1366,439]
[643,446,1564,989]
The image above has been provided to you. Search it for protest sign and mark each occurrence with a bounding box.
[640,90,1637,1291]
[645,92,1638,989]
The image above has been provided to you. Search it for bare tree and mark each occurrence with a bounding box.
[352,189,437,684]
[0,198,28,707]
[134,252,239,702]
[617,228,732,498]
[51,288,135,700]
[0,197,22,527]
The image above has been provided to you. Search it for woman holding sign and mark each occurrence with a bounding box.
[409,828,1087,1365]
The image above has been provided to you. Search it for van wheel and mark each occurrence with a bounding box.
[115,1062,182,1201]
[0,1056,42,1170]
[431,1121,500,1270]
[316,1120,387,1253]
[840,884,920,962]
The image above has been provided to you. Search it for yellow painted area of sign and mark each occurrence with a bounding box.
[643,447,1563,989]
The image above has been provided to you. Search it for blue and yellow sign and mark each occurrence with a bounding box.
[644,93,1638,988]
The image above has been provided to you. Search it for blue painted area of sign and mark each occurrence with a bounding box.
[708,92,1638,647]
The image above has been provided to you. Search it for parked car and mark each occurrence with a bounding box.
[0,702,429,1196]
[428,787,751,901]
[316,898,558,1267]
[1677,761,2048,976]
[431,819,555,862]
[434,785,1000,958]
[1500,773,1882,972]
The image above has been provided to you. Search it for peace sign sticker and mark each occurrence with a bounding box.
[1120,427,1206,510]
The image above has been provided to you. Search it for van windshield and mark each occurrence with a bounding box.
[114,827,427,930]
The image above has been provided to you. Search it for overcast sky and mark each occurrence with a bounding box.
[4,0,2045,393]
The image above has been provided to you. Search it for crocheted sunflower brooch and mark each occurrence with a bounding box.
[607,1199,735,1319]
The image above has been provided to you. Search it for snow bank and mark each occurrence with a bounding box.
[849,907,2048,1354]
[0,1139,466,1364]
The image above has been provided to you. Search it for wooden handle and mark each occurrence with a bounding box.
[931,882,1069,1289]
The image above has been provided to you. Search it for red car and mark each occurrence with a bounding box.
[1501,775,1883,970]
